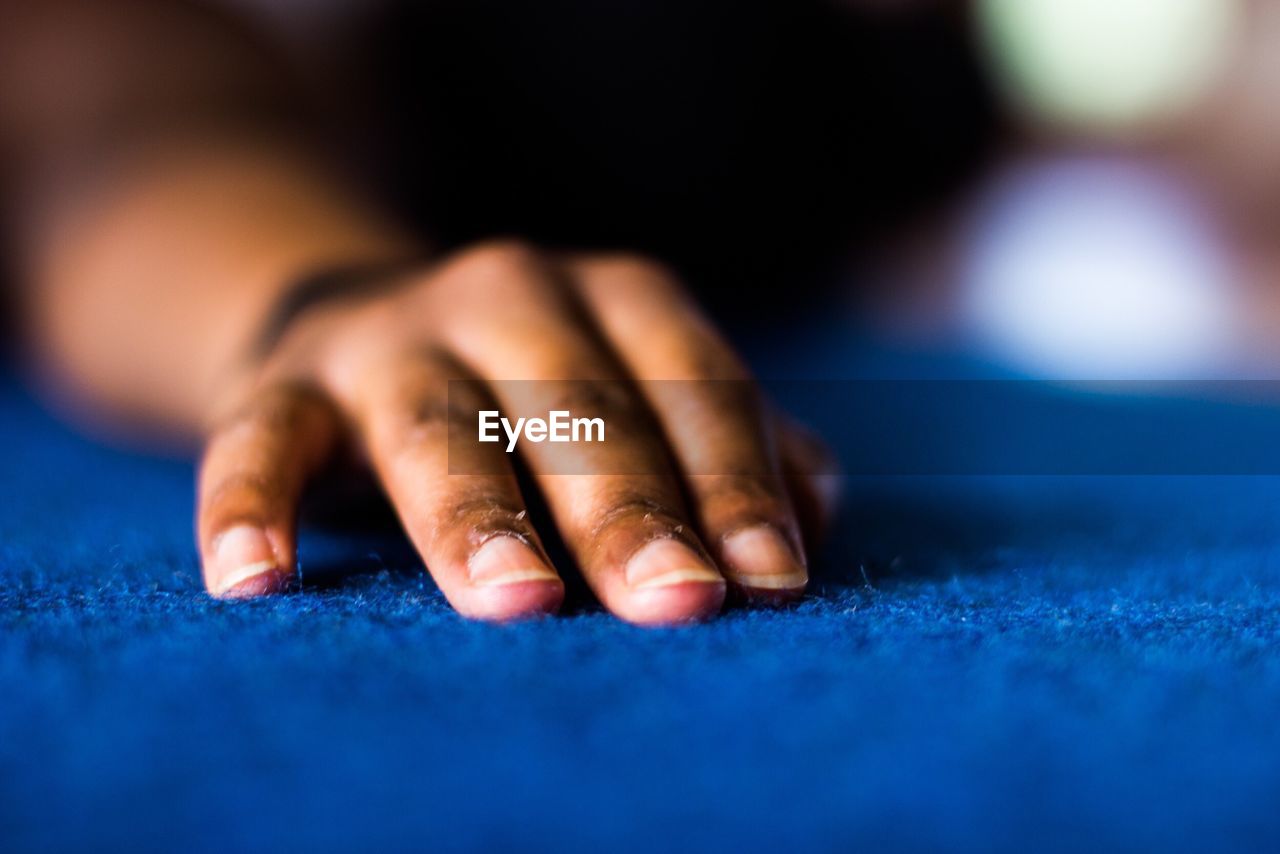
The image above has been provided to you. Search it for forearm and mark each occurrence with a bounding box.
[25,140,415,433]
[2,0,415,434]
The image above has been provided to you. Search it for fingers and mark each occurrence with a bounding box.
[201,242,826,624]
[429,243,725,625]
[568,253,810,600]
[337,349,564,621]
[197,383,339,598]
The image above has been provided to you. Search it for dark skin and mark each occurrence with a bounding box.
[2,0,838,624]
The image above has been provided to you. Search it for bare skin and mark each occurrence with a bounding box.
[3,0,836,624]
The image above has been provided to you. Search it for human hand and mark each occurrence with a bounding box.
[198,241,837,624]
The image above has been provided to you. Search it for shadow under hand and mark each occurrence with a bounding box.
[295,472,422,592]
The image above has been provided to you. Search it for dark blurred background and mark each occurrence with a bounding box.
[4,0,1005,355]
[8,0,1280,379]
[207,0,1280,378]
[345,0,999,318]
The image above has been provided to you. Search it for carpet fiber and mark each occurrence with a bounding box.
[4,364,1280,852]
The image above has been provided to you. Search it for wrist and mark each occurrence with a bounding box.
[250,255,433,363]
[28,140,423,437]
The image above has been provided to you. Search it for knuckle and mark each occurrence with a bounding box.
[697,473,791,526]
[547,381,645,420]
[201,471,285,518]
[659,379,764,436]
[448,238,546,282]
[589,492,687,543]
[431,240,570,316]
[382,396,474,451]
[438,496,534,544]
[214,383,322,440]
[219,399,292,439]
[526,381,664,450]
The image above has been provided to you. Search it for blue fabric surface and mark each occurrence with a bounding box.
[4,362,1280,853]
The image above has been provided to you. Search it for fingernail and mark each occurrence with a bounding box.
[210,524,282,598]
[469,536,560,587]
[626,538,723,590]
[720,525,808,590]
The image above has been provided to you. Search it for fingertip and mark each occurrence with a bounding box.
[462,577,566,622]
[205,524,290,599]
[458,534,565,621]
[212,563,294,599]
[718,525,808,605]
[620,580,726,626]
[615,538,726,626]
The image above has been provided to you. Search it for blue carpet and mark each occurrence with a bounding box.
[4,354,1280,852]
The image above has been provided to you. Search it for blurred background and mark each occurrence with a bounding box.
[855,0,1280,382]
[217,0,1280,383]
[6,0,1280,384]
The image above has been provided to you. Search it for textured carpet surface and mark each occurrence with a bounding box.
[4,357,1280,852]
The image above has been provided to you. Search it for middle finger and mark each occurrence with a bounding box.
[429,242,726,625]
